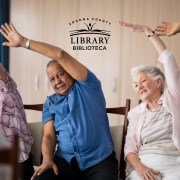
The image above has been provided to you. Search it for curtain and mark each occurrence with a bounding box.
[0,0,10,72]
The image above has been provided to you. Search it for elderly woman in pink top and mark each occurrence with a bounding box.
[118,21,180,180]
[0,62,34,179]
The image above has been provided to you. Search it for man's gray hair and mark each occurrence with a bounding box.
[47,60,60,69]
[131,65,165,94]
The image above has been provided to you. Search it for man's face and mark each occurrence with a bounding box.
[47,64,74,96]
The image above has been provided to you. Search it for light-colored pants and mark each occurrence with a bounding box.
[126,154,180,180]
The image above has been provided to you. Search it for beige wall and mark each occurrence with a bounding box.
[10,0,180,125]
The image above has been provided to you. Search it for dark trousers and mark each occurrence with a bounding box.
[19,153,34,180]
[34,152,118,180]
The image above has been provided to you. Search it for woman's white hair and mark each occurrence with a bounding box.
[131,65,165,94]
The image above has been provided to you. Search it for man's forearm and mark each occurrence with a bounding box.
[20,37,87,81]
[20,37,63,62]
[42,136,56,161]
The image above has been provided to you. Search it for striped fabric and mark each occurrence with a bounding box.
[0,71,34,162]
[139,104,180,156]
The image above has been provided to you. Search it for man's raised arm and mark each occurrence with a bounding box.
[0,23,87,81]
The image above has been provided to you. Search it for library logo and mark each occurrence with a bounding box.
[69,18,111,50]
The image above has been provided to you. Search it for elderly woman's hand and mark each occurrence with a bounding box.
[0,23,24,47]
[118,21,150,33]
[135,165,160,180]
[155,21,180,37]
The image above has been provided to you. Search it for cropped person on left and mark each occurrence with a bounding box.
[0,52,34,179]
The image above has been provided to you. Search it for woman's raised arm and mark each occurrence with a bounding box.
[0,23,87,81]
[118,21,167,56]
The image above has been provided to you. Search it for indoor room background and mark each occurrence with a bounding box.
[9,0,180,126]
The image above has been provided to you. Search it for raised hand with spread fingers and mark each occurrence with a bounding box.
[155,21,180,37]
[0,23,24,47]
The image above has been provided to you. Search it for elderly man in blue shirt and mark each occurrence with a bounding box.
[0,23,118,180]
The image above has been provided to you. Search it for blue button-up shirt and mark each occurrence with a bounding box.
[42,69,114,170]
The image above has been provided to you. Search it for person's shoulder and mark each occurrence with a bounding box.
[76,68,101,89]
[129,102,146,115]
[87,68,99,81]
[44,93,57,106]
[127,102,146,124]
[3,71,17,93]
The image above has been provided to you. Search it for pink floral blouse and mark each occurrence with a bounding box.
[0,71,34,163]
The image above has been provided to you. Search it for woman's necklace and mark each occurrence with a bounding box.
[147,104,160,112]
